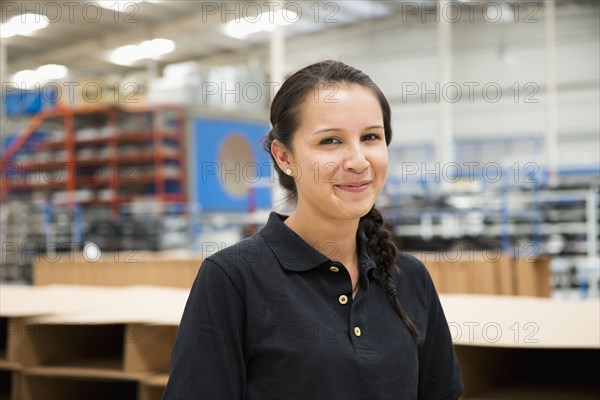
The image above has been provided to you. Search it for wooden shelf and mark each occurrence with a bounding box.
[0,360,20,371]
[25,361,143,381]
[143,373,169,387]
[19,373,139,400]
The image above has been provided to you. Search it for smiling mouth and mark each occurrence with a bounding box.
[335,182,372,193]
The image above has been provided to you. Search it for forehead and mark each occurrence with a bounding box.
[298,82,383,128]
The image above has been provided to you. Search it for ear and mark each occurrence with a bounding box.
[271,139,292,171]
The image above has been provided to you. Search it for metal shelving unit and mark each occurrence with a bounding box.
[1,105,187,214]
[1,105,189,282]
[383,138,599,297]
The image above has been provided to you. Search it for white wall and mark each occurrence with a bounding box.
[266,3,600,169]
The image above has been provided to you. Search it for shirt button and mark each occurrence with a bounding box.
[354,326,362,337]
[329,266,339,272]
[338,295,348,305]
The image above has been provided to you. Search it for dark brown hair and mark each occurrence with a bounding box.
[263,60,419,337]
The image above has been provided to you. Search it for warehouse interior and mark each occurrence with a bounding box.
[1,0,599,399]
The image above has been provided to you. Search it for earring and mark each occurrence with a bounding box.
[285,168,292,176]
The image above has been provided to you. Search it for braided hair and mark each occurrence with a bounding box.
[360,207,420,336]
[264,60,419,337]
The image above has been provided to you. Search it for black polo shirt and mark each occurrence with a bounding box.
[164,212,463,400]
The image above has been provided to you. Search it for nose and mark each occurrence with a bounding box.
[343,142,370,173]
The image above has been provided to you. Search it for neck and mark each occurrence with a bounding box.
[284,210,360,269]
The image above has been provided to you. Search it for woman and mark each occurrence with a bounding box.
[163,60,463,399]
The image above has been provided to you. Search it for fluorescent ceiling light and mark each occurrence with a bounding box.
[225,10,298,39]
[1,13,49,38]
[140,38,176,58]
[339,1,390,18]
[12,70,38,88]
[37,64,69,80]
[12,64,69,88]
[111,38,175,65]
[97,0,143,12]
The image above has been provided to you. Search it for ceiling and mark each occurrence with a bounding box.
[1,0,595,79]
[2,0,410,77]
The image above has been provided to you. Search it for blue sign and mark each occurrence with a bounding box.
[194,118,273,212]
[3,86,58,116]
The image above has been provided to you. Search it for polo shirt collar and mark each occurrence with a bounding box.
[259,212,329,271]
[260,212,379,280]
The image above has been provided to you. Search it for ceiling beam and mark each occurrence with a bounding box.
[5,6,232,73]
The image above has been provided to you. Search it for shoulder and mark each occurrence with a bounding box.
[204,233,273,272]
[396,252,432,291]
[393,252,436,314]
[200,234,274,288]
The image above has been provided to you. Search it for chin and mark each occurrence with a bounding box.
[335,203,374,220]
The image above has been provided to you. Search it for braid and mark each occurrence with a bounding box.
[360,207,420,337]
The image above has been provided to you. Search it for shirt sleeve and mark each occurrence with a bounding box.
[416,263,464,400]
[163,258,246,400]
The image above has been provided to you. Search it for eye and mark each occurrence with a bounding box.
[362,133,382,141]
[320,137,341,145]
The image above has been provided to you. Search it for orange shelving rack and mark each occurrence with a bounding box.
[1,105,187,215]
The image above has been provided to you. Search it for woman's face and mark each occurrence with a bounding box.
[286,82,388,222]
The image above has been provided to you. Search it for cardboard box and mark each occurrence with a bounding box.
[466,257,498,295]
[514,255,552,297]
[416,254,446,292]
[0,317,7,363]
[419,252,550,297]
[0,318,25,369]
[16,322,175,379]
[0,285,124,400]
[33,252,202,288]
[441,294,600,398]
[1,285,187,399]
[455,346,600,399]
[495,255,515,295]
[124,325,177,375]
[18,373,138,400]
[444,260,471,294]
[0,285,113,371]
[19,322,130,375]
[0,368,18,400]
[1,285,186,375]
[139,374,168,400]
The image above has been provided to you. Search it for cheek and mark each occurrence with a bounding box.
[370,148,388,175]
[299,154,340,184]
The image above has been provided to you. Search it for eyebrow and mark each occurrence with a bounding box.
[312,125,384,135]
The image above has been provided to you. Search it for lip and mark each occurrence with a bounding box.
[335,181,372,193]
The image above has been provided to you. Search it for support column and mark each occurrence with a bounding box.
[1,40,7,123]
[545,0,559,185]
[437,0,453,191]
[269,10,284,95]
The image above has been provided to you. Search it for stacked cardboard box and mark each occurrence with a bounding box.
[441,294,600,398]
[2,284,598,398]
[416,252,552,297]
[33,251,203,288]
[0,285,186,400]
[33,250,551,297]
